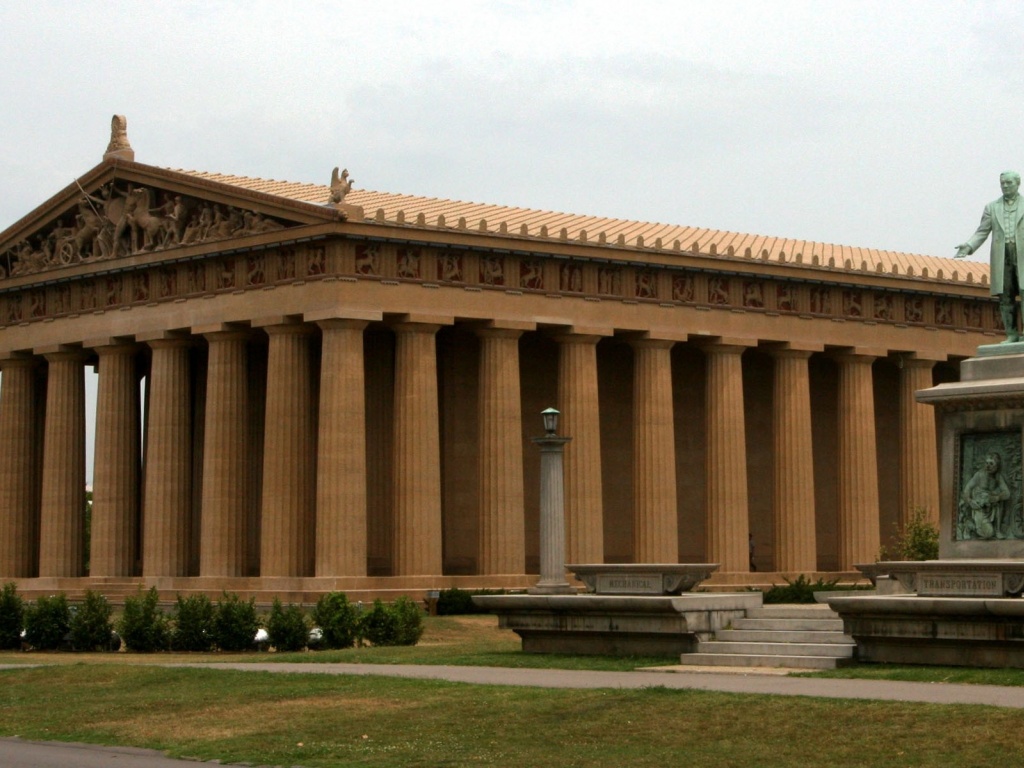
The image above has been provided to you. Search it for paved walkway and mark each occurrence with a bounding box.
[169,661,1024,709]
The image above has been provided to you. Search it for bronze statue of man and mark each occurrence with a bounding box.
[956,171,1024,342]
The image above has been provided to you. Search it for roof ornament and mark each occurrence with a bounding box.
[329,167,353,205]
[103,114,134,163]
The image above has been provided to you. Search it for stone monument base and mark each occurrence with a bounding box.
[472,592,762,656]
[826,593,1024,668]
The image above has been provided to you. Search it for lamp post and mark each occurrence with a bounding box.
[530,407,573,594]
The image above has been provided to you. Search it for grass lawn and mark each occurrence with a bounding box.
[3,615,1024,765]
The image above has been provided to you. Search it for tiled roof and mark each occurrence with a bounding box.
[173,169,989,287]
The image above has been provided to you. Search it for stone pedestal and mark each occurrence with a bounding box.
[826,347,1024,668]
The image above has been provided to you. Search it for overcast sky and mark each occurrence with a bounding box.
[1,0,1019,263]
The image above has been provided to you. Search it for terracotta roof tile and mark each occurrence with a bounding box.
[169,168,989,286]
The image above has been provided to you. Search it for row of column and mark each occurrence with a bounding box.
[0,325,941,580]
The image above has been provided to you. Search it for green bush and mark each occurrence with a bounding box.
[119,587,169,652]
[268,599,309,652]
[310,592,358,649]
[359,597,424,647]
[0,583,23,650]
[69,591,115,651]
[763,575,840,604]
[213,592,259,652]
[171,594,215,652]
[880,507,939,561]
[390,596,424,645]
[435,588,502,615]
[23,594,71,650]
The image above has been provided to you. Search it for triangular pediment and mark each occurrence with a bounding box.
[0,160,343,282]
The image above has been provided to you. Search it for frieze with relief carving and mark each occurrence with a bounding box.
[0,180,290,280]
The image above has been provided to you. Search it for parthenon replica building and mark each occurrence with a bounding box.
[0,118,993,601]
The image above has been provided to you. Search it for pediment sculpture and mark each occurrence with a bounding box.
[1,181,290,280]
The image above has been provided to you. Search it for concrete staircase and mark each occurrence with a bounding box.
[676,603,856,670]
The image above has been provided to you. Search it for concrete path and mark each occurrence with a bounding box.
[170,661,1024,709]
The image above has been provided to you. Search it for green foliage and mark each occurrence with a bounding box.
[435,587,502,615]
[69,590,115,651]
[23,593,71,650]
[310,591,358,649]
[171,594,215,652]
[763,575,840,604]
[880,507,940,561]
[119,587,169,652]
[0,582,24,650]
[267,599,309,652]
[213,592,259,652]
[359,597,424,646]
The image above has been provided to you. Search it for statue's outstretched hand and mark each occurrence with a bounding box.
[954,244,971,259]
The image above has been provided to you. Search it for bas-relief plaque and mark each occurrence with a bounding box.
[917,573,1002,597]
[956,431,1024,541]
[594,573,662,595]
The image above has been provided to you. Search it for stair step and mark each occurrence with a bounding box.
[676,653,849,670]
[715,629,853,644]
[732,617,844,631]
[745,605,839,620]
[697,640,855,658]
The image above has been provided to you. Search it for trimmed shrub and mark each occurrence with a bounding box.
[69,591,115,651]
[171,594,215,652]
[213,592,259,652]
[120,587,169,652]
[0,583,24,650]
[310,592,358,650]
[268,599,308,652]
[24,594,71,650]
[359,597,424,647]
[435,587,502,615]
[390,596,424,646]
[763,575,840,604]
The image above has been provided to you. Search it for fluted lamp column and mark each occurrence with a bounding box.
[531,408,573,594]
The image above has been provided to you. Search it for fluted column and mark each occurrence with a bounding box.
[200,330,250,577]
[632,338,678,563]
[38,350,87,577]
[899,358,940,527]
[142,337,193,577]
[260,323,316,577]
[91,344,140,577]
[554,334,604,564]
[316,320,369,577]
[704,343,750,572]
[836,353,881,569]
[770,348,817,573]
[392,322,443,576]
[477,327,525,574]
[0,358,40,577]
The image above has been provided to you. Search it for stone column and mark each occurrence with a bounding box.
[260,322,317,578]
[38,350,87,577]
[316,319,369,577]
[554,333,604,564]
[0,358,40,577]
[899,357,940,527]
[770,348,817,573]
[631,338,678,563]
[477,327,526,575]
[392,322,443,576]
[142,337,193,577]
[199,330,250,577]
[835,352,881,570]
[704,343,751,572]
[90,343,140,578]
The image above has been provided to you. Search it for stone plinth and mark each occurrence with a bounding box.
[473,593,761,656]
[858,560,1024,597]
[827,594,1024,668]
[568,564,718,595]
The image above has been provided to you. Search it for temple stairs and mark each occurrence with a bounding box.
[677,603,856,670]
